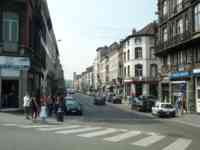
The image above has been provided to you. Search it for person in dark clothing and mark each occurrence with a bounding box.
[31,97,39,122]
[56,99,65,122]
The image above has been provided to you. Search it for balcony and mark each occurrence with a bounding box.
[124,76,159,83]
[156,31,192,54]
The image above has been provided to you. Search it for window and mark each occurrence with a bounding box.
[150,64,158,77]
[185,16,189,32]
[124,67,126,77]
[135,64,143,77]
[135,47,142,59]
[176,0,183,12]
[2,12,19,51]
[163,27,168,42]
[128,65,130,77]
[127,50,130,61]
[150,47,155,59]
[163,0,168,16]
[124,52,126,62]
[163,56,168,65]
[176,18,183,34]
[135,37,142,45]
[127,40,130,46]
[195,3,200,32]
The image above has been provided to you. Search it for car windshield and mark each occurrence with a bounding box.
[66,100,79,105]
[161,104,174,109]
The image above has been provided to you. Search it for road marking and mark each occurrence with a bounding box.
[38,125,82,131]
[162,138,192,150]
[104,131,141,142]
[55,127,103,135]
[78,128,118,138]
[17,125,51,128]
[132,134,165,147]
[2,123,17,127]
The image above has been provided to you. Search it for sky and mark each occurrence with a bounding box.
[48,0,157,80]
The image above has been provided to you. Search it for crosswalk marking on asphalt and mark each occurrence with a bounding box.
[38,125,82,131]
[162,138,192,150]
[2,123,17,127]
[17,125,51,129]
[132,134,165,147]
[104,131,141,142]
[55,127,103,135]
[78,128,118,138]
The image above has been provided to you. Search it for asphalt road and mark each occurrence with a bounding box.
[0,93,199,150]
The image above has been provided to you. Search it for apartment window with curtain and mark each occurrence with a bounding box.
[2,12,19,52]
[150,47,155,59]
[163,0,168,16]
[163,27,168,42]
[176,0,183,12]
[150,64,158,77]
[135,64,143,77]
[124,67,126,77]
[176,18,183,34]
[135,47,142,59]
[127,50,130,61]
[195,3,200,32]
[185,16,189,32]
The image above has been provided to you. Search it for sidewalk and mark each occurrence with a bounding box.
[115,99,200,128]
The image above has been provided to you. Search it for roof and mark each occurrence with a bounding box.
[122,22,157,43]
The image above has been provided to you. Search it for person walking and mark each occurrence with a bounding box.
[23,93,31,120]
[56,99,65,122]
[39,101,48,123]
[31,96,39,123]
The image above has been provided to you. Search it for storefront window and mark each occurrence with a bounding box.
[197,77,200,87]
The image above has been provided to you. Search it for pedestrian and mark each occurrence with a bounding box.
[56,99,65,122]
[47,96,53,117]
[39,101,48,123]
[23,92,31,120]
[31,96,39,123]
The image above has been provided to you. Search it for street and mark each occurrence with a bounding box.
[0,93,199,150]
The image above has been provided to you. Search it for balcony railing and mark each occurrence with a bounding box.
[156,31,192,53]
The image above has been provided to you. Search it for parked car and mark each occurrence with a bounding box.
[152,102,176,117]
[64,99,83,115]
[111,95,122,104]
[93,96,106,105]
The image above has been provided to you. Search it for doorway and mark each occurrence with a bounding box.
[1,80,19,108]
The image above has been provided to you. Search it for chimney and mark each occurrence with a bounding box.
[132,28,137,34]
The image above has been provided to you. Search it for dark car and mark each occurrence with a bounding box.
[64,99,83,115]
[94,96,106,105]
[106,92,114,102]
[111,95,122,104]
[131,96,157,112]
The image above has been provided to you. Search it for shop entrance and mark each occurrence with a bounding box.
[1,80,19,108]
[135,84,143,96]
[196,77,200,113]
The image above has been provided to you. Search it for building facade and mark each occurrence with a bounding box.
[0,0,64,109]
[156,0,200,113]
[122,23,159,97]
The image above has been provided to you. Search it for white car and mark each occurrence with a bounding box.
[152,102,176,117]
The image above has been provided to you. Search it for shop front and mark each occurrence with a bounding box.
[170,71,194,113]
[193,69,200,113]
[0,56,30,109]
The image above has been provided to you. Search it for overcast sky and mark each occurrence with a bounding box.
[48,0,157,79]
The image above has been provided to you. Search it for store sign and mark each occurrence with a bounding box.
[193,69,200,74]
[170,71,191,79]
[1,69,20,77]
[0,56,30,70]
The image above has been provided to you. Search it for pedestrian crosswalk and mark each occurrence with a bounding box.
[1,123,192,150]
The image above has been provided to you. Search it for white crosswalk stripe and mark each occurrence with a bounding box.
[17,125,51,128]
[2,123,17,127]
[162,138,192,150]
[55,127,103,135]
[38,125,82,131]
[132,134,165,147]
[104,131,141,142]
[78,128,118,138]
